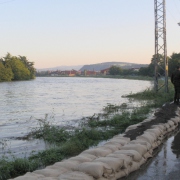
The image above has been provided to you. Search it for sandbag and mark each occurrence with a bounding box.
[78,153,97,160]
[143,151,153,159]
[115,170,127,179]
[144,131,158,141]
[53,160,80,171]
[68,156,92,163]
[171,117,180,124]
[146,128,162,137]
[129,140,152,150]
[109,139,128,146]
[176,108,180,116]
[167,120,175,127]
[125,124,140,132]
[10,173,46,180]
[82,148,112,157]
[102,144,119,152]
[137,133,156,144]
[39,178,58,180]
[164,123,171,130]
[152,124,166,132]
[107,153,132,167]
[113,150,142,162]
[96,177,116,180]
[58,171,94,180]
[156,140,162,146]
[10,176,38,180]
[152,141,158,149]
[112,136,130,142]
[34,168,64,177]
[158,135,164,141]
[155,124,168,135]
[24,173,45,178]
[104,141,122,149]
[139,157,146,166]
[128,161,140,173]
[170,125,177,131]
[14,177,58,180]
[76,161,114,179]
[45,166,68,174]
[121,144,147,156]
[94,157,124,172]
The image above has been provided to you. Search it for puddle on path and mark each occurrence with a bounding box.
[121,129,180,180]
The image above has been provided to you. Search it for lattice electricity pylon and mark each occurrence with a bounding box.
[154,0,168,92]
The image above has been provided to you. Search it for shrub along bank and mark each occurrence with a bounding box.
[0,53,35,82]
[0,82,175,179]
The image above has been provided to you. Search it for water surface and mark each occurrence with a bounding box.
[0,77,152,157]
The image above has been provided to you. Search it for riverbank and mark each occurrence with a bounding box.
[0,82,175,179]
[11,102,180,180]
[36,75,153,81]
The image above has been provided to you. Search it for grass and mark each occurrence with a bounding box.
[0,81,175,179]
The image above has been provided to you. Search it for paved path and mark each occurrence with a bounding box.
[121,130,180,180]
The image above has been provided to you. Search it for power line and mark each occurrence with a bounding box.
[172,0,180,16]
[167,8,178,22]
[0,0,16,5]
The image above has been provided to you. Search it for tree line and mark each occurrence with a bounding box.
[0,53,35,82]
[109,52,180,77]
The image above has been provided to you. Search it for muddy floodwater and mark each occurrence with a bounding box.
[121,129,180,180]
[0,77,152,158]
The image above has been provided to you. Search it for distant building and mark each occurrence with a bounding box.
[83,70,97,76]
[50,70,61,76]
[60,69,80,76]
[100,68,110,75]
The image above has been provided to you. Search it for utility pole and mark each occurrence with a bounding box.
[154,0,168,92]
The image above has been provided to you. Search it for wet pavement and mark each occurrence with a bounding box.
[121,129,180,180]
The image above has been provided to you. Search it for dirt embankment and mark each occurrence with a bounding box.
[124,103,178,140]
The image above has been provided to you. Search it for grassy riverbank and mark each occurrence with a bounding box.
[36,75,153,81]
[0,82,174,179]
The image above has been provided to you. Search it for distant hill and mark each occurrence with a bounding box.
[37,62,148,72]
[37,65,83,72]
[80,62,148,71]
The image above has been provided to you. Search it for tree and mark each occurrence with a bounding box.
[0,62,13,81]
[168,52,180,76]
[139,67,149,76]
[19,56,36,79]
[138,54,165,77]
[0,53,36,82]
[109,66,123,75]
[5,56,30,80]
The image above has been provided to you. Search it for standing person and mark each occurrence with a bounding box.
[171,65,180,104]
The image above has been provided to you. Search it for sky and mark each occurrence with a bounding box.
[0,0,180,69]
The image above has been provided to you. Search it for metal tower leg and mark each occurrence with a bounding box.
[154,0,168,92]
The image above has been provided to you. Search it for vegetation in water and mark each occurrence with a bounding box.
[0,81,175,179]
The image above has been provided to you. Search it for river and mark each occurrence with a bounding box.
[0,77,152,158]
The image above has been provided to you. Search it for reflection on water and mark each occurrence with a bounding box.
[0,77,152,158]
[171,130,180,158]
[122,130,180,180]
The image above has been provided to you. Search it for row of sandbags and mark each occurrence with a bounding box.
[10,113,180,180]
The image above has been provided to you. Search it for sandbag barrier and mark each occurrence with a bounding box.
[10,108,180,180]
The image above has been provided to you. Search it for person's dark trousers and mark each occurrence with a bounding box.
[174,86,180,104]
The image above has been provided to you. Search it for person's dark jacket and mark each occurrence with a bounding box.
[171,70,180,87]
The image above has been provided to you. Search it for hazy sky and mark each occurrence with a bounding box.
[0,0,180,68]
